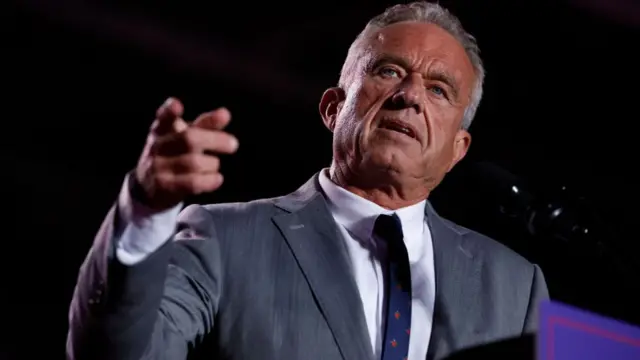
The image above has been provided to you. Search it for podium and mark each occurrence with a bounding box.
[444,301,640,360]
[444,335,534,359]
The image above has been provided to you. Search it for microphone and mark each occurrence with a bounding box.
[466,161,593,245]
[465,161,640,282]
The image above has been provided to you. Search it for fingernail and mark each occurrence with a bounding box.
[230,137,239,150]
[164,97,174,107]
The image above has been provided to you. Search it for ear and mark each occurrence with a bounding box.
[319,87,345,132]
[447,129,471,172]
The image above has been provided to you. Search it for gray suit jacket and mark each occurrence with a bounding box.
[67,173,549,360]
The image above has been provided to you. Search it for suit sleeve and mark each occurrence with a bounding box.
[522,264,550,334]
[66,202,223,360]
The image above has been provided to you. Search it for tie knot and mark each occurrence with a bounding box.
[374,213,404,244]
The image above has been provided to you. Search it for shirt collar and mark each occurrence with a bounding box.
[318,169,427,256]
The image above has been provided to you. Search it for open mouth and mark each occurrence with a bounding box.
[379,118,417,140]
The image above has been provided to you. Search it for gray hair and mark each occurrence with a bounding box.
[339,1,485,130]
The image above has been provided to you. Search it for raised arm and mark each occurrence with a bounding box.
[66,98,238,359]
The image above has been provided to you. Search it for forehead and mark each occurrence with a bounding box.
[365,22,475,83]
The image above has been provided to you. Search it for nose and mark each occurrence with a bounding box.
[387,75,425,114]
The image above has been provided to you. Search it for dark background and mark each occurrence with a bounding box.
[4,0,640,358]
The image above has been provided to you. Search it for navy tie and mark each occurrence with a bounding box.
[374,214,412,360]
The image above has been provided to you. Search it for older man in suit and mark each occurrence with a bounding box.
[67,2,549,360]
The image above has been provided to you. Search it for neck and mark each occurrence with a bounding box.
[329,162,430,210]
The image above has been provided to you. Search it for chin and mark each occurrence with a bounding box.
[361,146,414,176]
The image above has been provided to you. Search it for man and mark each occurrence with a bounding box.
[67,2,549,360]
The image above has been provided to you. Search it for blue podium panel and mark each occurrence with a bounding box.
[538,300,640,360]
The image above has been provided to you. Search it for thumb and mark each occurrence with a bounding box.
[172,118,189,133]
[152,97,185,135]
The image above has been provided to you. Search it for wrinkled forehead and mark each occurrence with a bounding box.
[356,22,476,87]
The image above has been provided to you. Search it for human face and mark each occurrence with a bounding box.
[321,22,476,191]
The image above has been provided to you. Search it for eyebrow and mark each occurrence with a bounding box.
[366,54,461,100]
[366,54,412,74]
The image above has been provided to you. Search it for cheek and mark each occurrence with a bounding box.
[351,79,388,118]
[424,106,445,145]
[423,106,459,157]
[333,78,390,152]
[333,100,361,152]
[334,83,369,144]
[334,114,357,142]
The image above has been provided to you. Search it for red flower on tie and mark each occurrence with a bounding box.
[395,311,401,320]
[391,339,398,348]
[405,329,410,335]
[396,283,402,290]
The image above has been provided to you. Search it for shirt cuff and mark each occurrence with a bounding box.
[114,174,182,265]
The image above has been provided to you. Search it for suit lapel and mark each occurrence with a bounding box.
[273,175,374,360]
[426,202,482,360]
[271,175,483,360]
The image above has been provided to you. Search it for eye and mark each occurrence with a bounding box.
[378,67,400,78]
[428,85,446,97]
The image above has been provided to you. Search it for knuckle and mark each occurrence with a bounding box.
[183,154,201,171]
[149,157,163,173]
[156,174,172,191]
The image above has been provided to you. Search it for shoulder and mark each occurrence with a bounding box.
[179,195,283,220]
[176,196,284,234]
[444,217,537,277]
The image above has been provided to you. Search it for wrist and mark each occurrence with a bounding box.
[128,170,153,207]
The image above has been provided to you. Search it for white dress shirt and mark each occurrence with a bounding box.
[318,170,435,360]
[115,171,435,359]
[114,175,182,265]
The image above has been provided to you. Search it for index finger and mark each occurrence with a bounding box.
[192,107,232,130]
